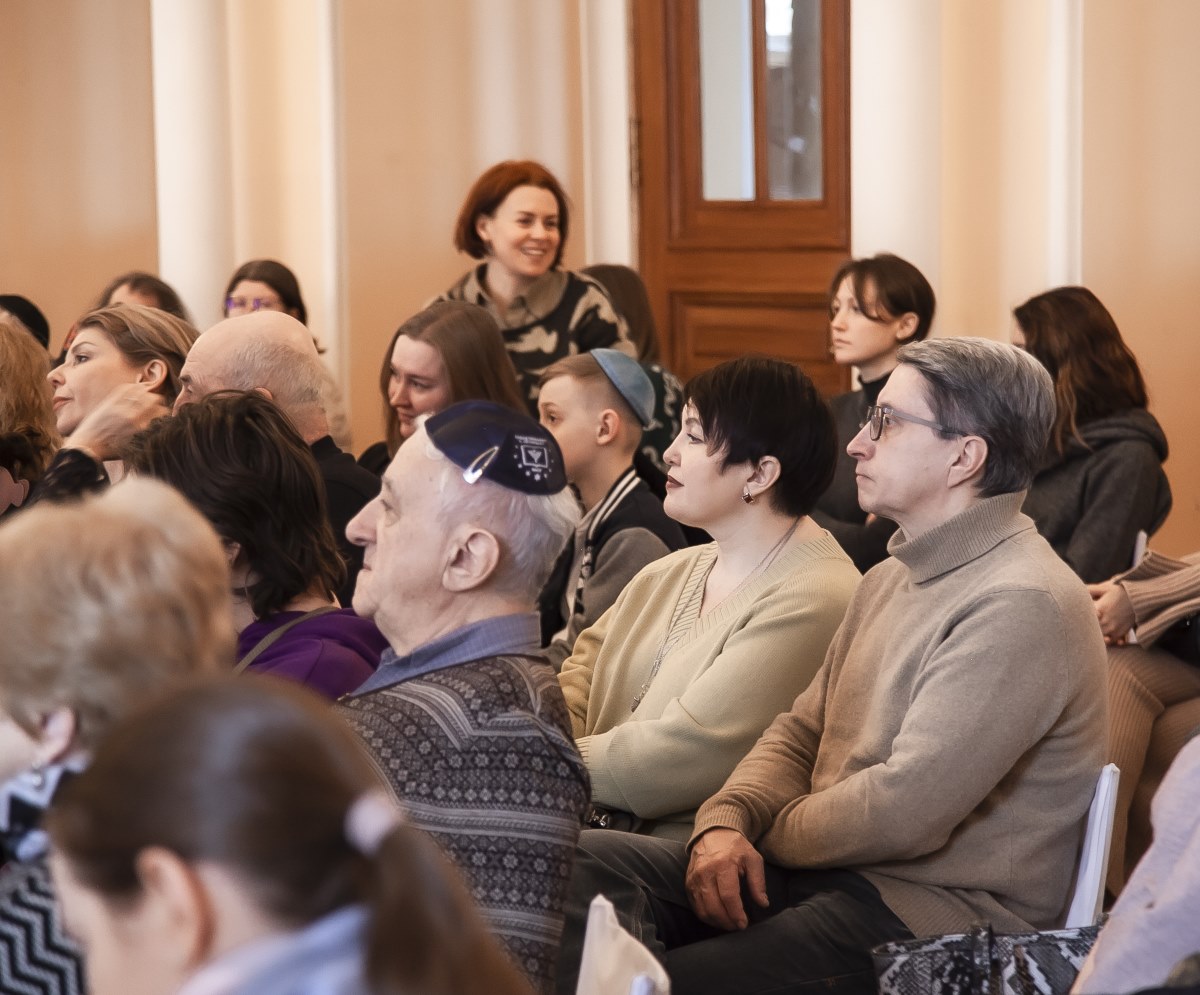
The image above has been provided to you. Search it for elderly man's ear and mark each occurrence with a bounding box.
[442,526,502,592]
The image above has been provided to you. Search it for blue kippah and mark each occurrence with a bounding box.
[591,348,654,428]
[425,400,568,495]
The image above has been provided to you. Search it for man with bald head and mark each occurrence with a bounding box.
[176,311,379,603]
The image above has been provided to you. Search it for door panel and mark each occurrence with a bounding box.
[632,0,851,393]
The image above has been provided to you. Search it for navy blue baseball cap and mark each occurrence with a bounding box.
[425,400,568,495]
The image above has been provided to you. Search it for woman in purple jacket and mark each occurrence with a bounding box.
[124,391,387,698]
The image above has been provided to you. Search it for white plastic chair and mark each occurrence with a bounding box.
[1063,763,1120,928]
[575,894,670,995]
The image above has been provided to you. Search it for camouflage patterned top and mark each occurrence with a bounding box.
[441,266,636,413]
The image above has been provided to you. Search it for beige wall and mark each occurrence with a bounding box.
[0,1,159,352]
[338,0,588,450]
[1081,1,1200,555]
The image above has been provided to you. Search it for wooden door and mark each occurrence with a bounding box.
[631,0,850,396]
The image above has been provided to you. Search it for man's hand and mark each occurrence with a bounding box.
[685,828,768,931]
[1088,579,1136,645]
[66,383,170,461]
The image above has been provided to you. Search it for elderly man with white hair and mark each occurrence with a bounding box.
[174,310,379,604]
[335,400,589,995]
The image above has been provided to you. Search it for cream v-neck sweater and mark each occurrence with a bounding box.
[559,532,859,841]
[693,492,1108,935]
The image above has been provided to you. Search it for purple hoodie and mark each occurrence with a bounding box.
[236,608,387,700]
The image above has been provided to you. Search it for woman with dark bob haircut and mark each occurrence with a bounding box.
[439,159,635,411]
[47,677,532,995]
[123,391,387,699]
[1014,286,1171,582]
[357,301,526,475]
[814,252,936,572]
[557,356,860,840]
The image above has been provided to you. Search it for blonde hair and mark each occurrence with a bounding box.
[0,478,235,748]
[74,304,199,406]
[0,315,60,479]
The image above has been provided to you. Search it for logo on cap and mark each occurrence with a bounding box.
[516,436,553,482]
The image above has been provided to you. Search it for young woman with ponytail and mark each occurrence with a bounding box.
[46,677,531,995]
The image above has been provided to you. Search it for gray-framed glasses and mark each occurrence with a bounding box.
[863,404,961,442]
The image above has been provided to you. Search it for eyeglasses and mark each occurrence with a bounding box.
[224,296,283,314]
[863,404,961,442]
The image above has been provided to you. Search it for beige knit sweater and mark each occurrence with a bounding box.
[692,492,1108,936]
[559,533,859,841]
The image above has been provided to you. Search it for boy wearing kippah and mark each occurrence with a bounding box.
[537,349,687,670]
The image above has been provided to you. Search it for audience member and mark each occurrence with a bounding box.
[537,350,687,669]
[335,401,589,994]
[0,315,59,517]
[1088,549,1200,896]
[47,677,532,995]
[1073,732,1200,995]
[94,270,191,321]
[581,263,684,473]
[1014,286,1171,582]
[557,338,1107,995]
[358,301,526,475]
[0,293,51,350]
[813,252,936,572]
[124,392,387,699]
[176,310,380,607]
[39,304,196,496]
[556,356,857,840]
[0,479,235,995]
[222,258,352,445]
[439,159,636,410]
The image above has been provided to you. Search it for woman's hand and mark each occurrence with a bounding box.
[685,828,769,931]
[1088,579,1136,644]
[66,383,170,461]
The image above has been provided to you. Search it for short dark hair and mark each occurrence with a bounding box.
[686,356,836,517]
[96,271,191,322]
[453,160,570,267]
[122,391,345,618]
[224,259,307,325]
[1013,286,1147,455]
[378,302,526,457]
[828,253,936,341]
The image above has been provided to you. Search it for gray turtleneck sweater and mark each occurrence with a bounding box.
[692,491,1107,937]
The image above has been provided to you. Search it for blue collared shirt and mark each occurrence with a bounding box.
[347,613,542,697]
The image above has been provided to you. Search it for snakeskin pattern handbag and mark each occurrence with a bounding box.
[873,922,1101,995]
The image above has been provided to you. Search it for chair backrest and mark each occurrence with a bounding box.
[576,894,670,995]
[1063,763,1120,928]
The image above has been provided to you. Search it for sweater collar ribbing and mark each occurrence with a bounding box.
[887,491,1032,583]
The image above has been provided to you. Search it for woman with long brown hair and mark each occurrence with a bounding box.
[0,314,59,517]
[357,301,527,475]
[1014,286,1171,582]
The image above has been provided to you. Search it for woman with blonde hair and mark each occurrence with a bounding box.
[47,678,532,995]
[0,479,235,994]
[358,301,527,475]
[39,304,197,495]
[0,315,59,516]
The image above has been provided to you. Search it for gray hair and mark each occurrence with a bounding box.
[424,437,579,599]
[897,337,1055,496]
[216,339,325,421]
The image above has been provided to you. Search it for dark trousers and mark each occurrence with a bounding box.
[556,829,913,995]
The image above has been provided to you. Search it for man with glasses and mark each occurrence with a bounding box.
[556,337,1107,995]
[336,400,589,995]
